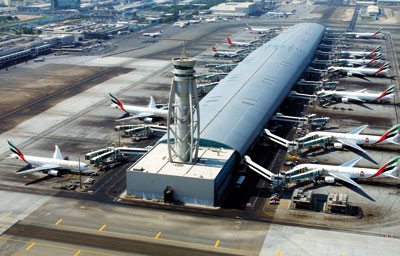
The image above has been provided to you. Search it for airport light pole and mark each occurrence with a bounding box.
[79,154,82,190]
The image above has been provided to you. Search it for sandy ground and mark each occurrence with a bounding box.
[0,14,41,21]
[376,8,400,24]
[330,7,355,21]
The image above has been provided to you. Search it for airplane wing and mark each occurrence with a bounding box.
[355,89,367,93]
[116,113,153,122]
[16,165,60,174]
[347,125,368,135]
[329,173,361,188]
[338,139,366,153]
[340,157,362,167]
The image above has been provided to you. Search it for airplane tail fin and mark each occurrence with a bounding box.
[227,37,232,45]
[160,30,163,33]
[374,124,400,144]
[53,145,62,160]
[373,28,382,36]
[375,62,390,74]
[367,53,381,65]
[383,167,399,179]
[212,47,217,52]
[109,93,126,112]
[376,84,396,100]
[148,96,156,109]
[7,140,28,164]
[369,45,381,56]
[246,23,252,30]
[370,156,400,178]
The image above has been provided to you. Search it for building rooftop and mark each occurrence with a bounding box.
[210,2,255,11]
[129,143,235,180]
[160,23,325,156]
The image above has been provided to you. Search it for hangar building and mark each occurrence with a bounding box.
[126,23,325,206]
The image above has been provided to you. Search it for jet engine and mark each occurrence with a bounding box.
[342,97,349,103]
[333,143,343,149]
[48,170,59,176]
[144,117,153,123]
[324,176,335,184]
[347,72,353,77]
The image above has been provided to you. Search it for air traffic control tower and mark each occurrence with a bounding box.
[126,23,325,206]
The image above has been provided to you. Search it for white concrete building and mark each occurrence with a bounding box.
[210,2,259,17]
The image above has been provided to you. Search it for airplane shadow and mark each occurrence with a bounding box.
[352,101,374,110]
[347,147,378,165]
[25,175,54,186]
[305,181,375,202]
[302,147,378,165]
[118,112,130,119]
[336,181,376,202]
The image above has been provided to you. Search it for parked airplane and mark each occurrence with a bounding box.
[109,93,168,122]
[173,22,186,28]
[327,62,390,77]
[337,45,381,59]
[317,84,396,103]
[266,10,296,18]
[226,37,251,47]
[246,24,270,34]
[343,28,382,39]
[284,155,399,188]
[189,17,202,24]
[143,30,163,37]
[7,141,90,176]
[212,47,244,58]
[297,124,400,153]
[205,17,216,23]
[332,53,383,67]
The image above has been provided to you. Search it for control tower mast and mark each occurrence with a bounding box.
[167,56,200,163]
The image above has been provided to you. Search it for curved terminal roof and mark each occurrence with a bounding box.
[197,23,325,155]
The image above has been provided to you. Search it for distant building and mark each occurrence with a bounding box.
[377,0,400,5]
[210,2,259,17]
[51,0,80,10]
[8,0,26,7]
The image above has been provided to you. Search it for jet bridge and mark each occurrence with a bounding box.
[263,129,298,152]
[272,113,330,128]
[263,129,332,155]
[242,156,324,190]
[297,79,338,89]
[288,91,317,102]
[115,124,167,138]
[85,146,150,166]
[242,156,285,189]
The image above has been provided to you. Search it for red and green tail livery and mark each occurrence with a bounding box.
[8,140,28,164]
[376,84,396,100]
[370,156,400,178]
[109,93,126,112]
[373,124,400,144]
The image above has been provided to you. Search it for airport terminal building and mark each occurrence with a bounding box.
[126,23,325,206]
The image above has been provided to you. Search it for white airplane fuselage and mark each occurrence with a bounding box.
[344,33,381,39]
[329,66,388,76]
[340,51,379,58]
[15,155,89,171]
[326,91,393,101]
[294,164,388,179]
[229,41,250,47]
[337,59,383,66]
[266,12,294,17]
[123,105,168,118]
[307,131,389,146]
[213,51,238,58]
